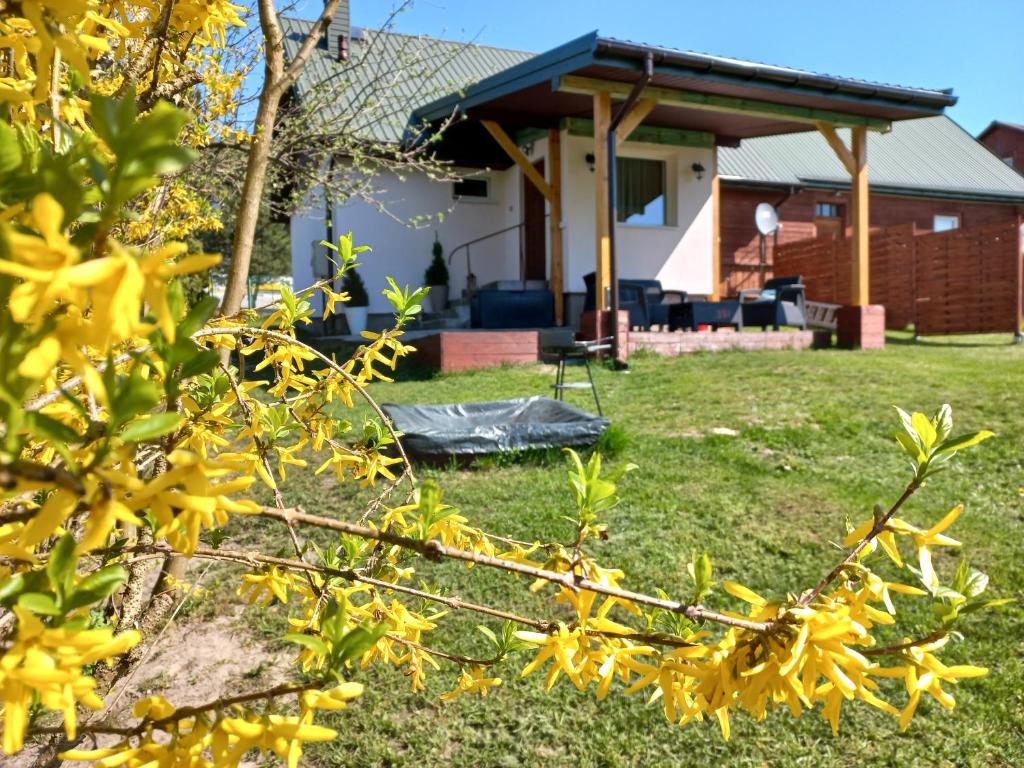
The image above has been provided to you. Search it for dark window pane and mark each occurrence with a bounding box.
[453,178,489,198]
[616,158,665,226]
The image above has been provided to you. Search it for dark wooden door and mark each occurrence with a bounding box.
[523,159,546,281]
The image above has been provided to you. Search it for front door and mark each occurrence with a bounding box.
[522,159,546,282]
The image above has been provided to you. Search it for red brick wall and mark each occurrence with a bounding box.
[979,125,1024,175]
[720,185,1024,296]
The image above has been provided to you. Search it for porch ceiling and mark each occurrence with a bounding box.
[410,32,956,169]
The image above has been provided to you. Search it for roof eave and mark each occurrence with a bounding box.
[722,176,1024,204]
[592,38,957,112]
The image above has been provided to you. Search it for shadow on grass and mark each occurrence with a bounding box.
[886,331,1022,348]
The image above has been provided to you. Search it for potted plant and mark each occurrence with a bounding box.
[425,235,449,313]
[341,267,370,336]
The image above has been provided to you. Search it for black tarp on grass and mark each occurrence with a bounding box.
[382,396,609,461]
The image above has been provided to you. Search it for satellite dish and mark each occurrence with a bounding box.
[755,203,779,236]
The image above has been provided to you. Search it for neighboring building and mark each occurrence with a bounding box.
[284,2,979,331]
[978,120,1024,173]
[717,117,1024,294]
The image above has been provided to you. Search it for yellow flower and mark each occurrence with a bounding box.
[440,666,502,701]
[0,608,140,754]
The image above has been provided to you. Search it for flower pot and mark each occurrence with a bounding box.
[427,285,449,313]
[343,305,368,336]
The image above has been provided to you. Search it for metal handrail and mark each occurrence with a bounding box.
[447,214,549,292]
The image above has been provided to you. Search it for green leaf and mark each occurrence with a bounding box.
[110,369,160,428]
[64,565,128,612]
[933,431,995,456]
[177,295,220,339]
[477,624,499,648]
[894,406,922,450]
[119,412,182,443]
[283,633,330,657]
[335,621,389,666]
[45,533,77,601]
[18,592,62,616]
[895,431,925,464]
[911,411,937,451]
[177,349,220,380]
[0,121,23,173]
[0,574,27,605]
[319,597,348,644]
[932,404,953,444]
[25,411,80,445]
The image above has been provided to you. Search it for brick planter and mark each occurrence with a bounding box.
[836,305,886,349]
[578,310,629,365]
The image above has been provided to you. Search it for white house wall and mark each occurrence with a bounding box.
[290,133,714,317]
[561,132,715,296]
[290,165,522,314]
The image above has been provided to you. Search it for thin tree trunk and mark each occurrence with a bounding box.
[219,0,343,317]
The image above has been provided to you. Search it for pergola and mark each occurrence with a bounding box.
[410,32,956,327]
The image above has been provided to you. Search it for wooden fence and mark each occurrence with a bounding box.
[774,220,1023,335]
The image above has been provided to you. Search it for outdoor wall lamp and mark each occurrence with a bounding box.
[585,152,595,172]
[691,162,706,180]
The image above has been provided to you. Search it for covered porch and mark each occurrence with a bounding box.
[409,32,955,359]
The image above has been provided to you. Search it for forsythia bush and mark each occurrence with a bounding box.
[0,4,1009,767]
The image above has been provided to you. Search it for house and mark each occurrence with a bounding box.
[978,121,1024,175]
[285,2,971,353]
[717,117,1024,295]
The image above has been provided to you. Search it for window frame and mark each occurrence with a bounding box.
[452,176,493,203]
[814,202,842,219]
[615,156,672,228]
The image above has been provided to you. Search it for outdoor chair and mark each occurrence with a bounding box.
[738,276,808,331]
[583,273,687,330]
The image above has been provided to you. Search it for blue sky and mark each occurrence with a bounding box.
[290,0,1023,135]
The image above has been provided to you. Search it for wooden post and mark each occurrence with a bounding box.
[817,122,870,306]
[594,92,611,310]
[711,150,721,301]
[548,128,564,325]
[851,127,869,306]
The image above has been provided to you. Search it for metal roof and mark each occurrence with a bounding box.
[280,16,533,144]
[718,116,1024,203]
[411,31,956,131]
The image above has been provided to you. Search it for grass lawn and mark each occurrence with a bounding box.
[226,332,1024,767]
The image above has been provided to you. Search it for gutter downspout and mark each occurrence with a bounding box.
[607,51,654,366]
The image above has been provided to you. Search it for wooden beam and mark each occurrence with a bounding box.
[711,151,721,301]
[616,98,657,148]
[564,117,714,148]
[850,126,870,306]
[548,128,564,325]
[481,120,553,202]
[816,121,857,175]
[594,92,612,311]
[558,75,892,131]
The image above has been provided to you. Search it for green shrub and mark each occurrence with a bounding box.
[425,236,448,286]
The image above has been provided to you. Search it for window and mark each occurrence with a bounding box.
[452,177,490,201]
[616,157,667,226]
[815,202,841,218]
[1003,156,1014,168]
[933,214,960,232]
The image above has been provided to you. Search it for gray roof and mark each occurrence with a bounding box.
[719,116,1024,203]
[280,17,533,143]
